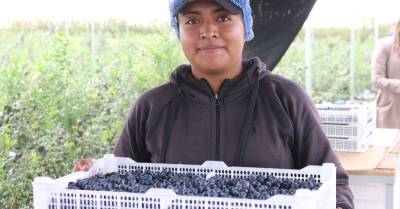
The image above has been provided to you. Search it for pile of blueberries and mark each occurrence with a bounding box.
[67,170,321,200]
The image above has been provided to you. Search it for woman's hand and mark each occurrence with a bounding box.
[72,158,94,172]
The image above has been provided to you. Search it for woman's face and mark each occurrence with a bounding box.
[178,0,245,76]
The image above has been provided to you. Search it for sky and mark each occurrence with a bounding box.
[0,0,399,28]
[307,0,400,27]
[0,0,170,26]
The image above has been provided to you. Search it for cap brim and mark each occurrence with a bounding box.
[173,0,241,16]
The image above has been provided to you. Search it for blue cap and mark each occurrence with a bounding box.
[169,0,254,42]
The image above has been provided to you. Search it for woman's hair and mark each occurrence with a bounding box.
[395,19,400,56]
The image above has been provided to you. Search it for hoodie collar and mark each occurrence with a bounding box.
[169,57,268,104]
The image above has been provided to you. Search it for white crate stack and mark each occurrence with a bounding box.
[316,103,376,152]
[33,154,336,209]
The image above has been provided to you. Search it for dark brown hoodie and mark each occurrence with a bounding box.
[114,57,354,209]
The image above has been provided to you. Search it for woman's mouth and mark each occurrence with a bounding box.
[198,46,224,53]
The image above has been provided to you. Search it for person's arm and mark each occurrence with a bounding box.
[113,97,151,162]
[372,39,400,93]
[294,123,354,209]
[281,82,354,209]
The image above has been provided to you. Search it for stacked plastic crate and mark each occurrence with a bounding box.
[316,103,376,152]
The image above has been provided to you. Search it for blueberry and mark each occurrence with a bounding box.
[67,168,321,201]
[236,180,250,189]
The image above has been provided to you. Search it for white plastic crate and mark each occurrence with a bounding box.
[322,121,374,152]
[321,120,374,138]
[33,154,337,209]
[327,133,372,152]
[316,103,376,125]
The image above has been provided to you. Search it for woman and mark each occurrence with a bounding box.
[372,19,400,128]
[75,1,353,208]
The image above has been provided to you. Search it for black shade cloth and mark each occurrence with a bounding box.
[244,0,317,71]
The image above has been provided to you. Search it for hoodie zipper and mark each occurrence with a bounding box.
[214,93,221,160]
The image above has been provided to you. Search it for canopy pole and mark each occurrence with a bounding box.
[350,26,356,101]
[305,25,313,96]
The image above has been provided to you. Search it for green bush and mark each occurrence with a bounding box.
[0,24,185,209]
[0,22,389,208]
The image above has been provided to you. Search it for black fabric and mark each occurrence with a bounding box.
[235,69,259,165]
[160,91,180,163]
[244,0,317,71]
[114,57,354,209]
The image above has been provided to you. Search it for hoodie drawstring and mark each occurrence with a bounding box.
[234,69,259,166]
[159,77,182,163]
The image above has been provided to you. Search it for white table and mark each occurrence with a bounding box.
[336,129,400,209]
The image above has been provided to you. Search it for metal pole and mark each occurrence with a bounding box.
[305,26,313,95]
[125,21,129,37]
[374,18,379,47]
[350,26,356,101]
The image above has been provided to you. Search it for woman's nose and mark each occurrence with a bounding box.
[200,21,219,39]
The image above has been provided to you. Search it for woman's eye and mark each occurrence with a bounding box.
[185,19,199,25]
[218,16,231,22]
